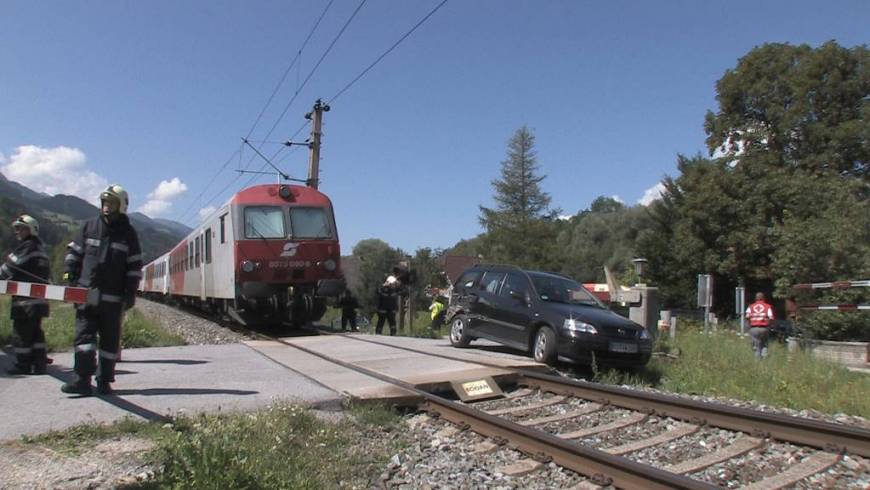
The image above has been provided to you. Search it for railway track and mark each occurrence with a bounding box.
[291,330,870,489]
[135,301,870,487]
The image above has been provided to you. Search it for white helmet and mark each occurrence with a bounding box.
[100,184,129,214]
[12,214,39,236]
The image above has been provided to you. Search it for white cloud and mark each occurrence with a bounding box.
[139,177,188,217]
[149,177,188,201]
[199,206,217,221]
[638,182,666,206]
[140,199,172,217]
[610,195,624,204]
[557,214,573,221]
[0,145,109,203]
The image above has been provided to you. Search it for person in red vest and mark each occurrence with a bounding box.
[745,292,774,359]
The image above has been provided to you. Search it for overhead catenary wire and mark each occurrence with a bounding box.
[243,0,336,141]
[175,1,337,224]
[245,0,448,190]
[328,0,448,104]
[237,0,369,182]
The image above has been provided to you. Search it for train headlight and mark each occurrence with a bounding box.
[241,260,255,273]
[321,259,337,272]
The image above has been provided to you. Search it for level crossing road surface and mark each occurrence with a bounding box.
[0,335,545,441]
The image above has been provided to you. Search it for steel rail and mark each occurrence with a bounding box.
[263,333,713,490]
[520,371,870,458]
[327,333,870,458]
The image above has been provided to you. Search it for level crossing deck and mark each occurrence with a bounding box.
[0,334,545,441]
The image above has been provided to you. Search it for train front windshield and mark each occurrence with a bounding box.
[244,206,334,240]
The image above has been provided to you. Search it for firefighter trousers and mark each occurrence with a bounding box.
[376,310,396,335]
[73,303,123,383]
[12,316,47,370]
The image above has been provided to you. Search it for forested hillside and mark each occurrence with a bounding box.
[0,174,190,281]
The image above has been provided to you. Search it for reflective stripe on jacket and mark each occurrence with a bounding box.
[65,214,142,306]
[1,236,51,319]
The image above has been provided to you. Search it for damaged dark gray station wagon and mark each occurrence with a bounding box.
[447,265,652,367]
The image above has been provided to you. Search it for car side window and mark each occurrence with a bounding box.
[479,271,506,294]
[456,271,481,291]
[500,272,530,299]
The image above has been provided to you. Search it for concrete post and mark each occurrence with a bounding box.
[306,99,329,189]
[629,286,659,337]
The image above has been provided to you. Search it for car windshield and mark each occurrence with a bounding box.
[529,273,604,307]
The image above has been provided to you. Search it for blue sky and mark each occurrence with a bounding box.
[1,1,868,254]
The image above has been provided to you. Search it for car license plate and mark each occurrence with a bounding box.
[609,342,638,353]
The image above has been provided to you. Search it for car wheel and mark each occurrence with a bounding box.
[449,314,472,348]
[533,327,556,364]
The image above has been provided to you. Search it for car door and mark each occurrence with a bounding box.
[473,270,507,341]
[449,270,484,334]
[489,272,535,349]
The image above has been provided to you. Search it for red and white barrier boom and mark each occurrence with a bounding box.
[792,279,870,311]
[0,280,89,304]
[792,280,870,290]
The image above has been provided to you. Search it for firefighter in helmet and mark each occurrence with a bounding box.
[61,184,142,395]
[0,215,51,375]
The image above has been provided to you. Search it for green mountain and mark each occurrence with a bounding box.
[0,172,191,281]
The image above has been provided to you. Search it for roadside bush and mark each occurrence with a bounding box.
[794,289,869,341]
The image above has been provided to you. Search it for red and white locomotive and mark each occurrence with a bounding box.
[138,183,344,326]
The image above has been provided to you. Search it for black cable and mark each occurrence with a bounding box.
[244,0,336,141]
[238,0,368,179]
[175,148,241,224]
[328,0,448,104]
[175,2,336,224]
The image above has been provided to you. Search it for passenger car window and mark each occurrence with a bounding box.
[479,271,506,294]
[455,270,481,290]
[529,273,604,307]
[245,206,285,239]
[288,207,333,239]
[500,272,530,299]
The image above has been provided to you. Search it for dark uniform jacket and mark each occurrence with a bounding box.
[376,285,398,312]
[64,214,143,308]
[0,236,51,319]
[338,294,359,315]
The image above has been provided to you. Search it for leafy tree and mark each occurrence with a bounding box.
[409,247,447,309]
[351,239,404,314]
[478,126,560,269]
[705,41,870,182]
[639,41,870,332]
[555,196,650,284]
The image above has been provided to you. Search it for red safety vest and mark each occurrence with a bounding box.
[746,301,774,327]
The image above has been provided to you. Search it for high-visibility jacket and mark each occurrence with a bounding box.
[429,301,445,320]
[746,300,774,327]
[64,214,142,308]
[0,236,50,319]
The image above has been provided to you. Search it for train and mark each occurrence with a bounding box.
[138,183,344,326]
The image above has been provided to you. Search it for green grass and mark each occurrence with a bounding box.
[20,417,170,456]
[16,402,405,488]
[0,296,185,352]
[152,402,403,489]
[591,323,870,419]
